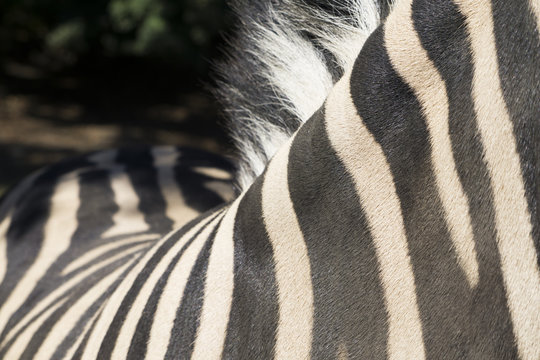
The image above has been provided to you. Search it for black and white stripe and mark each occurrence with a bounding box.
[0,146,235,359]
[1,0,540,358]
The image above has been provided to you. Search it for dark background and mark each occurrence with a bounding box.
[0,0,234,196]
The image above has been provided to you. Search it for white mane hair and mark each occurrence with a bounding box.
[215,0,393,190]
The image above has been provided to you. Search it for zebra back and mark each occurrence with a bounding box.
[0,146,235,359]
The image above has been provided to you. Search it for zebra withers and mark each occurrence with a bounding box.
[1,0,540,358]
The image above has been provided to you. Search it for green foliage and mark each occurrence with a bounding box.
[0,0,231,73]
[46,19,86,52]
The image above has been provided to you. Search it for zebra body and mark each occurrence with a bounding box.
[1,0,540,358]
[0,146,235,359]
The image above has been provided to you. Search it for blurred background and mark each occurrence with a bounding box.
[0,0,234,196]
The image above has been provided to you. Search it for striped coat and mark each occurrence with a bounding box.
[1,0,540,358]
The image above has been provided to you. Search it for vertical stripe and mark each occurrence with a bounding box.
[0,213,11,285]
[222,175,279,359]
[412,0,519,356]
[455,1,540,358]
[530,0,540,34]
[111,212,224,359]
[490,0,540,267]
[144,217,220,359]
[162,227,218,358]
[385,0,479,287]
[80,212,219,360]
[99,215,219,359]
[116,148,173,233]
[337,341,349,360]
[261,137,314,360]
[70,166,117,248]
[288,109,388,358]
[125,246,186,358]
[354,24,484,357]
[0,171,80,336]
[152,146,199,228]
[191,195,242,359]
[165,228,221,359]
[61,304,104,360]
[102,167,149,238]
[112,211,221,359]
[325,72,425,359]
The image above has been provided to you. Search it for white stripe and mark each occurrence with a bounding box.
[112,212,225,359]
[81,211,221,360]
[261,137,314,360]
[102,168,149,238]
[62,233,158,276]
[384,0,479,287]
[0,213,11,285]
[192,166,233,181]
[151,146,199,229]
[2,297,70,360]
[325,72,425,359]
[191,195,242,359]
[0,171,80,335]
[337,341,349,360]
[144,208,230,360]
[529,0,540,36]
[455,1,540,358]
[61,303,105,360]
[0,242,148,349]
[23,259,135,360]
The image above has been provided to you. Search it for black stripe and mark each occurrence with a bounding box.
[72,167,117,243]
[350,25,472,358]
[125,219,214,358]
[95,211,221,358]
[19,300,73,360]
[125,254,178,359]
[412,0,518,357]
[174,149,234,213]
[1,163,135,345]
[0,157,89,310]
[70,305,102,360]
[288,109,388,359]
[14,162,135,333]
[21,258,138,360]
[0,248,144,359]
[378,0,394,21]
[0,157,91,342]
[164,220,221,358]
[50,165,119,281]
[51,258,140,359]
[116,147,173,233]
[0,249,140,359]
[222,175,279,359]
[0,174,57,316]
[491,0,540,265]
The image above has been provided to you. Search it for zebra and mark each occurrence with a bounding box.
[0,145,235,359]
[1,0,540,358]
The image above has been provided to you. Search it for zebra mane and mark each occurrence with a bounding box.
[215,0,393,190]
